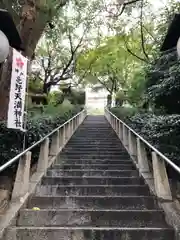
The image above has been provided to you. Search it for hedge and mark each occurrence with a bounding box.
[0,104,83,168]
[111,107,180,165]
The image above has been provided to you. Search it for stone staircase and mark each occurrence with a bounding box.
[5,116,175,239]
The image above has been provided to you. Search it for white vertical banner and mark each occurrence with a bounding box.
[7,49,28,130]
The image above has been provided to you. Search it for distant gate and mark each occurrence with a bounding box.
[85,87,108,114]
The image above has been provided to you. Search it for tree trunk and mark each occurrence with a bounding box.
[0,50,13,120]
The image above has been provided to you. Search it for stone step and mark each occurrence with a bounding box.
[68,138,120,142]
[41,176,144,185]
[68,141,121,144]
[66,145,124,149]
[74,134,117,137]
[53,164,136,170]
[60,151,128,156]
[70,137,118,140]
[46,169,139,177]
[35,185,150,196]
[73,135,113,137]
[72,134,113,136]
[6,227,174,240]
[17,209,168,227]
[59,154,130,160]
[5,115,175,240]
[70,134,117,137]
[56,160,133,165]
[65,146,124,150]
[28,196,158,210]
[62,149,128,154]
[67,143,123,147]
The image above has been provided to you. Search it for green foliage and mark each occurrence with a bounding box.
[145,50,180,113]
[126,67,147,107]
[128,113,180,164]
[112,108,180,168]
[65,89,85,106]
[28,76,44,94]
[111,106,138,121]
[77,35,138,94]
[48,91,65,106]
[35,0,104,93]
[0,104,82,167]
[115,91,127,106]
[43,99,74,115]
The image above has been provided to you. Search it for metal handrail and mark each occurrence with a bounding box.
[105,108,180,175]
[0,109,85,173]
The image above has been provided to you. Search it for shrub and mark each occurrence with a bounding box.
[0,104,83,167]
[65,89,85,106]
[48,91,64,106]
[112,108,180,165]
[110,106,139,121]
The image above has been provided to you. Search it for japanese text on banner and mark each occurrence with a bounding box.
[7,49,27,130]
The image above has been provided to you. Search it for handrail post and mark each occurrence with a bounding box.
[116,119,119,137]
[62,125,66,145]
[111,116,113,128]
[37,138,49,173]
[122,125,128,147]
[72,118,75,132]
[50,130,59,156]
[70,120,73,137]
[76,116,78,129]
[152,152,172,200]
[59,127,63,148]
[114,119,117,132]
[119,122,123,140]
[11,151,31,201]
[67,122,71,140]
[77,115,79,126]
[64,123,69,142]
[81,112,83,124]
[137,138,150,174]
[128,130,137,161]
[113,118,116,130]
[115,119,118,133]
[110,115,113,126]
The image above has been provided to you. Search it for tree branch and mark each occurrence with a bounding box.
[140,0,149,60]
[97,77,111,93]
[142,25,159,44]
[123,35,149,63]
[105,0,141,18]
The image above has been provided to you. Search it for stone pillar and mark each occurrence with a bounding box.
[137,138,150,174]
[152,151,172,200]
[119,122,123,140]
[37,138,49,173]
[123,125,128,147]
[70,120,73,136]
[12,151,31,200]
[62,125,66,145]
[59,127,63,148]
[128,131,137,161]
[50,130,59,156]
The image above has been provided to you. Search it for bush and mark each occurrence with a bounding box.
[110,106,139,121]
[0,104,83,167]
[48,91,64,106]
[128,114,180,159]
[112,107,180,166]
[65,89,85,106]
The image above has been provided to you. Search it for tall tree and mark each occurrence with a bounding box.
[0,0,68,120]
[77,35,138,99]
[32,0,105,94]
